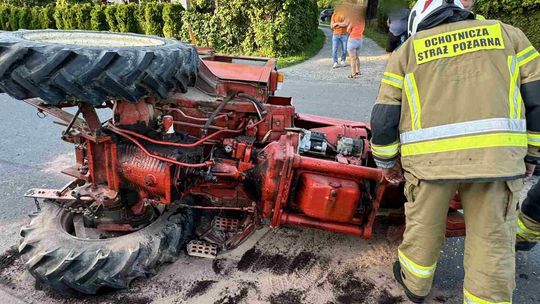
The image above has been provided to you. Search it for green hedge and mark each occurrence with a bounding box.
[476,0,540,49]
[0,1,319,57]
[317,0,338,9]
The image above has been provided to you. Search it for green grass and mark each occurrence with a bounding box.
[277,29,326,69]
[364,25,387,50]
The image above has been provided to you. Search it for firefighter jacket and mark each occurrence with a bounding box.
[371,19,540,181]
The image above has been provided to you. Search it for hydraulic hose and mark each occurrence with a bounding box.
[202,93,235,135]
[108,123,244,148]
[237,93,268,116]
[108,126,214,168]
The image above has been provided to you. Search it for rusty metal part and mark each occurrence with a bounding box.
[71,183,118,206]
[117,143,173,203]
[446,211,466,237]
[214,217,240,231]
[280,212,364,237]
[113,99,154,127]
[107,125,214,168]
[292,156,383,182]
[23,99,86,129]
[25,180,89,202]
[187,240,218,259]
[178,204,254,212]
[62,107,81,136]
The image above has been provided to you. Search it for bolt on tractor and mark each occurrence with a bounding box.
[0,30,466,294]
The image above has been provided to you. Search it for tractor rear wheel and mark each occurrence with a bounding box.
[0,30,198,105]
[19,202,194,295]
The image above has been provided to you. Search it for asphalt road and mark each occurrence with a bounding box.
[0,27,538,303]
[0,97,73,253]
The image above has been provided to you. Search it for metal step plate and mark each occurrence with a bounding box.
[213,217,239,231]
[187,240,218,259]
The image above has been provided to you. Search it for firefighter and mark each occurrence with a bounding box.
[370,0,540,303]
[516,163,540,251]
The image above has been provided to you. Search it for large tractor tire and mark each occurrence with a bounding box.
[0,30,199,105]
[19,203,194,295]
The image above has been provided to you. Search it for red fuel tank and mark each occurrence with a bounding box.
[297,173,360,223]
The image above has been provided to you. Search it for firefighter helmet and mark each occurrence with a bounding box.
[408,0,466,36]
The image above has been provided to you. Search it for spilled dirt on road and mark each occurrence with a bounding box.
[0,223,465,304]
[0,245,20,286]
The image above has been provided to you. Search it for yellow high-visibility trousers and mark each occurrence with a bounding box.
[517,213,540,242]
[397,173,523,303]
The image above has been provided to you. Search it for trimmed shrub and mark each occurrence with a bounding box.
[317,0,338,9]
[210,0,250,54]
[0,4,10,31]
[180,10,214,46]
[30,6,41,29]
[75,3,93,30]
[135,4,146,34]
[163,3,183,39]
[18,6,32,30]
[39,5,56,29]
[0,1,320,58]
[90,5,107,31]
[61,5,76,30]
[116,3,140,33]
[8,7,19,31]
[476,0,540,49]
[104,5,118,32]
[144,2,163,36]
[247,0,319,56]
[53,5,64,29]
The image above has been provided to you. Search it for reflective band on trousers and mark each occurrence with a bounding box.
[398,249,436,279]
[528,133,540,147]
[401,133,527,156]
[464,289,511,304]
[404,73,422,130]
[517,45,540,67]
[400,118,526,144]
[374,158,396,169]
[507,56,522,119]
[517,217,540,241]
[382,72,404,89]
[371,142,399,158]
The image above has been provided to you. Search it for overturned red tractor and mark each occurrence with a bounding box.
[0,30,465,294]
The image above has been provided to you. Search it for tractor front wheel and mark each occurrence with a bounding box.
[19,202,194,295]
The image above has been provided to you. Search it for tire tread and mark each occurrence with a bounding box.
[19,203,194,295]
[0,30,199,105]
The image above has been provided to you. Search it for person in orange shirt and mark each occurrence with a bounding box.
[346,7,365,79]
[331,6,350,69]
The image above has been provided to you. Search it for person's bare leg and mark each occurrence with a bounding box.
[348,49,357,77]
[356,52,361,76]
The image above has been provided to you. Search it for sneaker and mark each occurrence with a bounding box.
[332,63,339,69]
[393,261,426,303]
[339,60,347,66]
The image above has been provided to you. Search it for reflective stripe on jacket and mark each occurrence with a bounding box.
[475,13,486,20]
[371,19,540,180]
